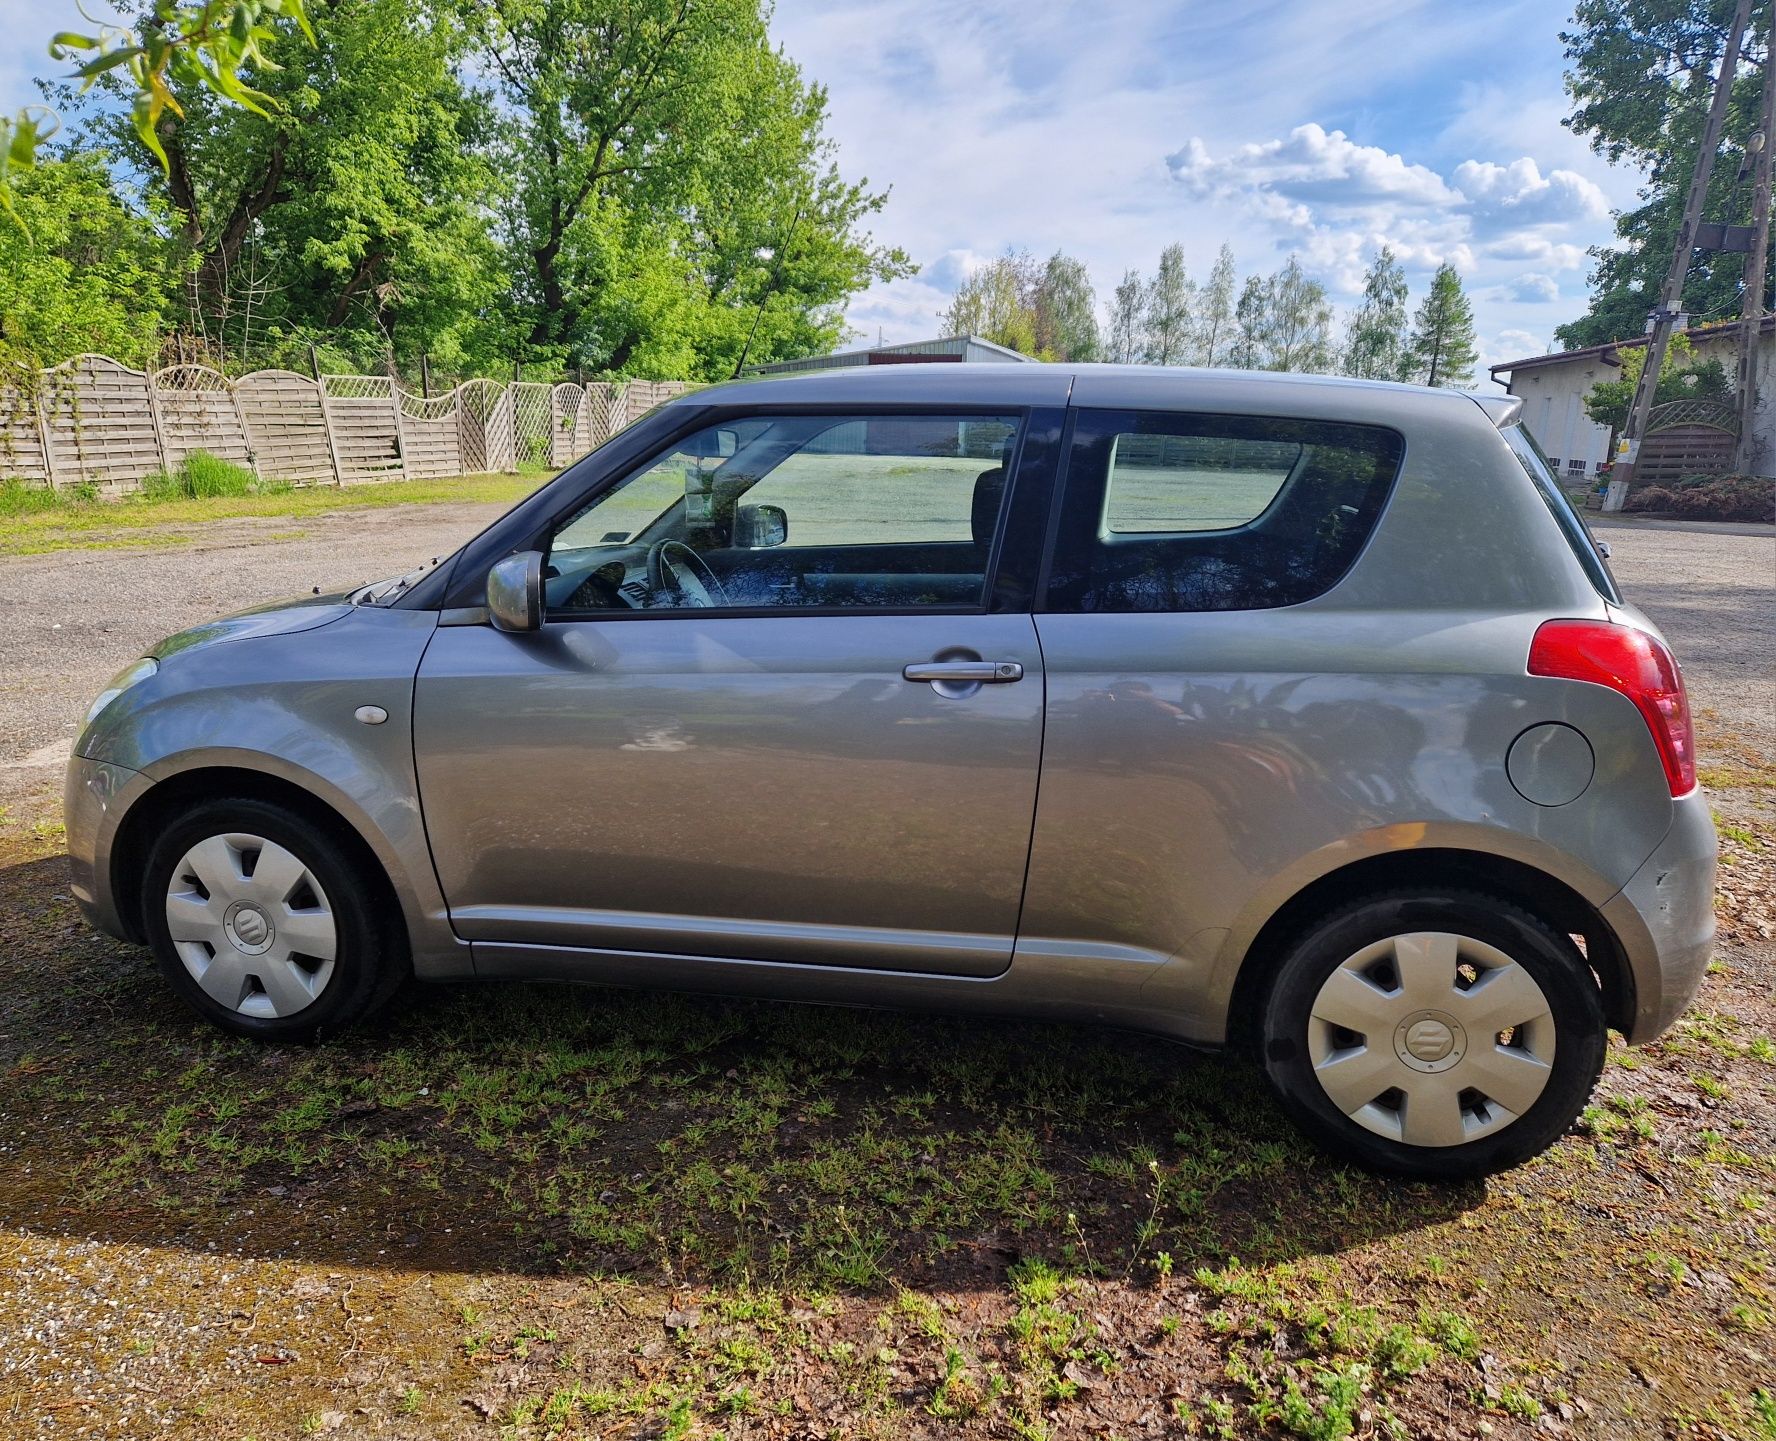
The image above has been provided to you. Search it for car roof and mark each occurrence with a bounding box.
[679,363,1499,429]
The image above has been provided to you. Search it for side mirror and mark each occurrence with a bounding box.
[733,503,787,549]
[487,550,544,632]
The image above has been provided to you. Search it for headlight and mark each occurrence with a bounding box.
[84,657,159,728]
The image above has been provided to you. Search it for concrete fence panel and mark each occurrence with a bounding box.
[0,381,52,486]
[458,379,513,475]
[551,383,586,467]
[511,382,554,471]
[0,357,690,492]
[320,374,405,484]
[41,355,166,493]
[236,370,337,485]
[398,388,464,480]
[153,365,252,475]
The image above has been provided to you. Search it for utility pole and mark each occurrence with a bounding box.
[1735,11,1776,477]
[1609,0,1753,508]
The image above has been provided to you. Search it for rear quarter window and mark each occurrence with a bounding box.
[1501,423,1621,603]
[1044,410,1404,613]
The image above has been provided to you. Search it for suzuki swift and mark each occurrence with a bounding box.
[66,365,1716,1178]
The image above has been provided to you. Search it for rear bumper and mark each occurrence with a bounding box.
[1601,787,1718,1044]
[63,754,151,941]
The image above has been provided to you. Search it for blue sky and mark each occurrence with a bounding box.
[0,0,1642,375]
[768,0,1645,372]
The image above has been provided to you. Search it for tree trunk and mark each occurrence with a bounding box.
[326,251,387,327]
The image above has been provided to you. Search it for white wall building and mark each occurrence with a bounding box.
[1490,316,1776,479]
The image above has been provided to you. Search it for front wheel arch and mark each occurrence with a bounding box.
[110,766,406,960]
[1225,848,1634,1050]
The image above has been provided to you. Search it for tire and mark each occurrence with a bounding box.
[1259,889,1606,1179]
[142,797,406,1041]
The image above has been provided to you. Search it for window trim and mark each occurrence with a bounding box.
[536,404,1033,624]
[1038,406,1407,615]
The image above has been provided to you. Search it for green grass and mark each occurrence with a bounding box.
[138,449,263,500]
[1,720,1773,1439]
[0,469,542,555]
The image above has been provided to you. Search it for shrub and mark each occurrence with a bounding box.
[138,450,259,500]
[1666,474,1774,523]
[1623,486,1677,513]
[0,480,74,515]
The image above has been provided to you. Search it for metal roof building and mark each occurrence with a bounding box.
[750,334,1037,375]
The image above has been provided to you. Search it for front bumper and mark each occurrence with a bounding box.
[1600,787,1718,1044]
[63,754,152,940]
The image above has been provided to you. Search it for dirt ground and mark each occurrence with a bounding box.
[0,507,1772,1440]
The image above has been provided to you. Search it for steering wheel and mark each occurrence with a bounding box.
[645,539,729,609]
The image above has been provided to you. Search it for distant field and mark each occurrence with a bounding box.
[563,451,1292,552]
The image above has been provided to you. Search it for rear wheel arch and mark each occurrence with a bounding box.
[1225,848,1635,1048]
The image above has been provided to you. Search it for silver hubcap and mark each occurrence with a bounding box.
[164,833,337,1019]
[1307,931,1556,1149]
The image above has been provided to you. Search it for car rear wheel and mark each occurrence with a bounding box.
[1259,890,1606,1179]
[142,797,405,1041]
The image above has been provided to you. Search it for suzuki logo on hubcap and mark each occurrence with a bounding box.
[1393,1009,1466,1073]
[1405,1019,1455,1062]
[225,901,275,954]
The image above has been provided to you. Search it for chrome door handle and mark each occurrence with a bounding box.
[902,660,1024,683]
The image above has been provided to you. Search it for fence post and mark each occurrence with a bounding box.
[315,373,346,487]
[386,366,410,481]
[143,366,173,482]
[32,372,59,491]
[230,375,264,483]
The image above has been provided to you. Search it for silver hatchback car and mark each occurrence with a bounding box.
[66,365,1716,1177]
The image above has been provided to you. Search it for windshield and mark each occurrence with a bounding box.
[1502,423,1620,604]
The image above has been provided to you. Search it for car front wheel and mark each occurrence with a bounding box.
[1260,889,1607,1179]
[142,797,404,1041]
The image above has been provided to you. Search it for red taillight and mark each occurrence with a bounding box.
[1528,620,1697,797]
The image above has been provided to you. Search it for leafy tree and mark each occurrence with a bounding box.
[1229,274,1268,369]
[1107,268,1144,363]
[1558,0,1771,348]
[939,251,1041,354]
[3,0,315,230]
[1342,245,1411,379]
[59,0,503,370]
[1143,243,1194,364]
[1196,244,1238,366]
[1263,255,1335,372]
[471,0,907,374]
[0,154,180,366]
[1581,331,1732,433]
[1405,264,1479,386]
[1033,252,1099,360]
[939,249,1099,360]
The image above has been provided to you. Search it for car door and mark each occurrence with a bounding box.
[413,408,1049,977]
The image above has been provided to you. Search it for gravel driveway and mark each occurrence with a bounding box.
[0,507,1769,799]
[1597,522,1775,764]
[0,501,508,790]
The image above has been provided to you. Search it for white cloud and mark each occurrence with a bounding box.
[1495,329,1544,353]
[1168,124,1459,210]
[1480,235,1591,271]
[1506,273,1560,303]
[1169,130,1606,278]
[1452,158,1609,232]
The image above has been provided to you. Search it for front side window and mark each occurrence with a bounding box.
[545,413,1020,615]
[1045,410,1403,613]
